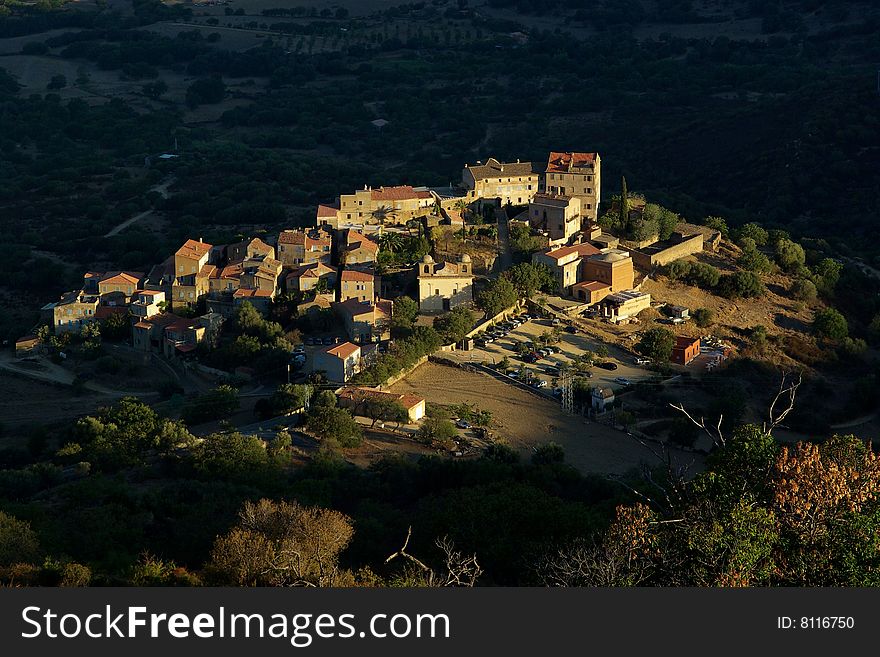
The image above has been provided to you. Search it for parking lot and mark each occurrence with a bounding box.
[458,314,656,394]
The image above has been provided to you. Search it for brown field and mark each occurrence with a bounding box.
[389,362,702,475]
[0,371,107,429]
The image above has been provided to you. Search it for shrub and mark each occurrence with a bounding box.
[692,308,714,328]
[790,278,817,302]
[718,271,764,298]
[813,308,848,341]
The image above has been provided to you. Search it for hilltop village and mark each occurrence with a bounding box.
[13,150,771,466]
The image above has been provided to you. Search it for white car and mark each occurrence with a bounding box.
[615,377,633,386]
[634,357,650,365]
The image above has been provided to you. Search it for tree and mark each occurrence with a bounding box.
[774,238,806,272]
[636,327,675,363]
[182,385,239,425]
[186,75,226,107]
[306,405,362,447]
[503,262,556,298]
[619,176,629,227]
[813,307,848,341]
[208,499,355,587]
[532,442,565,465]
[433,306,475,344]
[718,271,764,299]
[477,277,517,317]
[392,296,419,326]
[191,432,278,484]
[362,397,409,428]
[790,278,817,302]
[735,222,768,246]
[691,308,714,328]
[0,511,40,566]
[738,242,772,273]
[417,417,457,449]
[703,216,729,238]
[142,79,168,100]
[814,258,842,293]
[47,74,67,90]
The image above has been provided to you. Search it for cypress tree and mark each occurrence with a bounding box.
[619,175,629,229]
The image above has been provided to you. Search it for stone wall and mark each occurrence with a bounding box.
[628,233,704,270]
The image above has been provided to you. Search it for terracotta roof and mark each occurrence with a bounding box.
[137,313,183,329]
[466,158,539,180]
[288,262,335,279]
[346,230,379,252]
[544,243,602,261]
[137,290,163,297]
[594,388,615,399]
[99,271,144,286]
[233,288,273,298]
[175,343,197,353]
[675,336,701,348]
[573,281,611,292]
[215,262,243,279]
[336,298,376,317]
[323,341,361,359]
[95,306,128,320]
[278,230,305,245]
[369,185,430,201]
[546,151,598,173]
[317,204,339,218]
[176,239,212,259]
[198,264,217,278]
[341,269,375,282]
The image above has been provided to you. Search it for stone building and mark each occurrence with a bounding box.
[461,158,541,206]
[417,254,474,312]
[529,193,583,245]
[543,152,601,222]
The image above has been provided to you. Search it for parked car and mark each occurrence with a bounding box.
[523,353,539,363]
[596,361,618,371]
[532,379,548,389]
[475,339,488,348]
[552,318,562,326]
[455,419,471,429]
[546,345,561,354]
[293,344,305,353]
[538,348,551,357]
[564,325,578,334]
[615,377,633,386]
[634,357,650,365]
[322,336,334,345]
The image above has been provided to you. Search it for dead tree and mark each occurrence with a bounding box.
[385,527,482,587]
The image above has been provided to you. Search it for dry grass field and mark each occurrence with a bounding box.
[390,361,702,475]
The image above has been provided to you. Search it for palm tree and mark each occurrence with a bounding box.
[371,205,398,225]
[379,232,404,253]
[453,198,469,223]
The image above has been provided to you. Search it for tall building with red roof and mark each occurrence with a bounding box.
[543,151,601,221]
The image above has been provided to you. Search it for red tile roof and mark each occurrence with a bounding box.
[544,242,602,261]
[573,281,611,292]
[369,185,430,201]
[546,151,598,173]
[176,239,212,259]
[340,269,375,282]
[233,288,273,298]
[95,306,129,320]
[317,204,339,218]
[99,271,144,286]
[323,342,361,359]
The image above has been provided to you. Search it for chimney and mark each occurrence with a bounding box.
[199,237,203,243]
